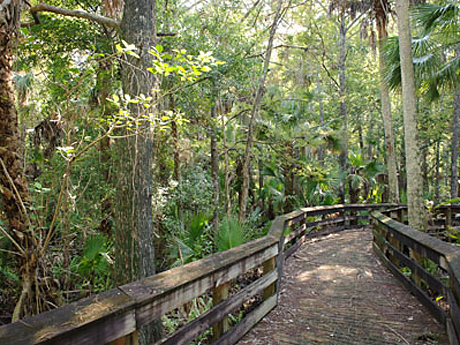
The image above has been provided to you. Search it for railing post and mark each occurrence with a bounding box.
[397,208,403,223]
[263,257,276,299]
[212,282,229,341]
[108,331,139,345]
[388,233,401,267]
[445,207,452,228]
[410,249,423,288]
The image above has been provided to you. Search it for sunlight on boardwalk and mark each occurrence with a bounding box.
[238,229,448,345]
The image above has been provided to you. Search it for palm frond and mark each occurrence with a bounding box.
[412,3,459,34]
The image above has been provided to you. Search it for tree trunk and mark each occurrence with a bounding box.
[114,0,161,342]
[377,16,399,203]
[316,76,325,165]
[222,105,232,218]
[283,143,295,213]
[451,86,460,201]
[0,0,43,321]
[435,139,440,204]
[166,94,180,183]
[338,11,348,203]
[395,0,427,231]
[210,86,219,232]
[238,0,283,223]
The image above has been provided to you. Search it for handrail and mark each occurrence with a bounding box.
[372,210,460,344]
[0,203,399,345]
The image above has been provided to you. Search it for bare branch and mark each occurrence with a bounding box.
[0,224,25,257]
[321,62,340,89]
[28,3,120,28]
[23,3,177,37]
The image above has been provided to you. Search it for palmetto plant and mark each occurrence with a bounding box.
[217,216,245,252]
[383,3,459,97]
[170,212,212,266]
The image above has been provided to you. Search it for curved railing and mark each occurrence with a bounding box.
[0,203,398,345]
[372,206,460,345]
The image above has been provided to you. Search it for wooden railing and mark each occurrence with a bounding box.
[0,203,402,345]
[372,207,460,345]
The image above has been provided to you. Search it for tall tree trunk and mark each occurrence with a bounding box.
[0,0,42,321]
[435,139,440,204]
[114,0,161,342]
[377,16,399,203]
[338,11,348,203]
[172,119,180,182]
[222,105,232,218]
[317,77,325,165]
[283,143,295,213]
[451,86,460,201]
[238,0,283,223]
[395,0,427,231]
[258,159,265,213]
[210,86,219,231]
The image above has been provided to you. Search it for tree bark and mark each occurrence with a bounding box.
[316,77,325,165]
[377,18,399,203]
[210,86,219,232]
[114,0,161,342]
[0,0,42,321]
[238,0,283,223]
[338,11,348,203]
[435,139,440,204]
[451,86,460,201]
[283,143,295,213]
[395,0,427,231]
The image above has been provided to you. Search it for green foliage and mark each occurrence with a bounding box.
[217,216,245,252]
[170,212,213,266]
[447,227,460,246]
[75,234,113,292]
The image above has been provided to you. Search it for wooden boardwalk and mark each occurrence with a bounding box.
[239,228,448,345]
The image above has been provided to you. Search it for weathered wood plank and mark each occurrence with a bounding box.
[446,251,460,305]
[267,216,287,240]
[372,212,457,270]
[212,283,229,341]
[262,257,276,300]
[122,242,278,327]
[447,318,460,345]
[0,288,136,345]
[373,243,447,324]
[305,225,347,240]
[284,223,307,244]
[211,294,277,345]
[159,270,278,345]
[372,228,447,296]
[448,290,460,343]
[285,238,303,258]
[108,331,139,345]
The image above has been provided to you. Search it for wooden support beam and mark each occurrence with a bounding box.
[262,257,276,300]
[212,283,230,341]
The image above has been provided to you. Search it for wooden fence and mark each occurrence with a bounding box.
[372,206,460,344]
[0,203,396,345]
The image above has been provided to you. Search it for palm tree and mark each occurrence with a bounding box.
[412,3,460,201]
[384,2,460,203]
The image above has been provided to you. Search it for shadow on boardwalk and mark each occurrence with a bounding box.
[239,229,448,345]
